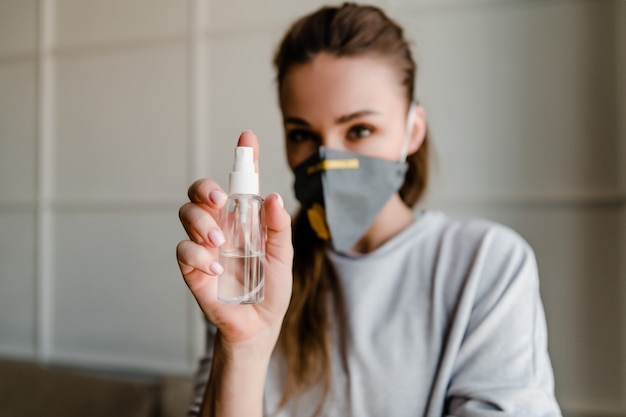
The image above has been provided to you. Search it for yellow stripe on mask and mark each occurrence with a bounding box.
[306,158,360,175]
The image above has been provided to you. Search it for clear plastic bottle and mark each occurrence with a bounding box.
[218,146,265,304]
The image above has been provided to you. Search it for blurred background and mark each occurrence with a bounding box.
[0,0,624,416]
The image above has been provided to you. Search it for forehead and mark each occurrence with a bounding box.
[279,53,406,115]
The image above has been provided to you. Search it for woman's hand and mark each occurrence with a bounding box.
[176,130,293,355]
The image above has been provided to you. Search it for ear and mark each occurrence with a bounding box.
[406,104,427,155]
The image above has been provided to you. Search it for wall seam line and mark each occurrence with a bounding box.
[35,0,55,363]
[616,0,626,409]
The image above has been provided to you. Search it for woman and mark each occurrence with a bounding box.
[176,3,562,417]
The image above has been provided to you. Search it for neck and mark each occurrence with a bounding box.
[351,193,415,254]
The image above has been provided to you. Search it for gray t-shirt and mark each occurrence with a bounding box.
[189,211,562,417]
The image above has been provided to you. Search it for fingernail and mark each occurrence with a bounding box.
[274,193,284,208]
[209,189,226,205]
[208,229,225,246]
[209,261,224,275]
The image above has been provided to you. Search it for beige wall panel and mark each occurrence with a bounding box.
[0,0,37,56]
[51,210,190,373]
[0,62,37,202]
[388,0,521,7]
[54,44,188,202]
[396,0,617,202]
[0,212,37,357]
[55,0,187,47]
[207,0,385,33]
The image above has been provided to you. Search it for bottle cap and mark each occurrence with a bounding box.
[228,146,259,195]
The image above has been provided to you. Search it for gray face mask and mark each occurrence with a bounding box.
[293,147,408,253]
[292,104,416,253]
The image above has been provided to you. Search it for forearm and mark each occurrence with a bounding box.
[199,332,272,417]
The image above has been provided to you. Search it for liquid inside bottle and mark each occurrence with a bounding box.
[218,252,264,304]
[218,195,265,304]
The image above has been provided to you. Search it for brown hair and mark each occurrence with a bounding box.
[273,3,430,414]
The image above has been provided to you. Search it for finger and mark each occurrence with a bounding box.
[237,130,260,173]
[179,202,226,247]
[176,240,224,320]
[187,179,228,209]
[176,239,223,283]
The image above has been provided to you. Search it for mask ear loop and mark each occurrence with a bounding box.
[398,102,417,162]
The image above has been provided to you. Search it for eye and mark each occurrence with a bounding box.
[347,125,374,140]
[286,129,319,144]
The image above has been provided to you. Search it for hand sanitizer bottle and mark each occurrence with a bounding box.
[218,146,265,304]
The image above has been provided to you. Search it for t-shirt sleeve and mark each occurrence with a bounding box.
[444,225,562,417]
[187,320,217,417]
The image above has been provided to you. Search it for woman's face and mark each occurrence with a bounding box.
[279,52,424,170]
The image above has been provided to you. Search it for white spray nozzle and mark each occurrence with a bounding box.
[228,146,259,195]
[233,147,255,172]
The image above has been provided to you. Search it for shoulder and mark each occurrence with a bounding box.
[425,215,559,413]
[420,213,546,346]
[417,211,539,303]
[420,210,535,265]
[426,210,527,244]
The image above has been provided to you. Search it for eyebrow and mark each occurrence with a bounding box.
[336,110,380,124]
[283,109,381,126]
[283,116,310,126]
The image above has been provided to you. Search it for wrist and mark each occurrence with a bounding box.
[202,331,273,417]
[213,330,275,370]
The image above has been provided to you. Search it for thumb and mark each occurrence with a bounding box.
[262,193,293,310]
[263,192,293,269]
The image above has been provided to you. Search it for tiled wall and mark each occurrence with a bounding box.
[0,0,624,415]
[0,0,198,374]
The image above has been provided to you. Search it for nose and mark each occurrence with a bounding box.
[288,133,347,170]
[318,133,346,152]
